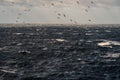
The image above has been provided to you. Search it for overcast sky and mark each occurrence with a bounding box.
[0,0,120,24]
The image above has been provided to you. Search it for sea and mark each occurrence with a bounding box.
[0,24,120,80]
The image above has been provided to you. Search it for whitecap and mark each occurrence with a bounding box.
[95,30,99,32]
[98,41,112,48]
[0,46,8,51]
[86,40,93,43]
[105,30,111,32]
[55,32,63,35]
[1,69,17,74]
[97,40,120,48]
[36,29,40,31]
[13,33,23,35]
[87,30,92,33]
[77,58,82,61]
[72,32,79,35]
[42,47,48,51]
[55,39,67,42]
[28,33,34,35]
[79,39,84,42]
[101,53,120,58]
[18,50,31,54]
[0,48,3,51]
[16,43,22,46]
[85,33,93,36]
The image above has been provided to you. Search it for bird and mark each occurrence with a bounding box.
[88,6,90,8]
[63,14,66,17]
[17,17,20,19]
[60,1,63,3]
[57,13,61,16]
[70,19,73,22]
[77,1,80,4]
[27,9,30,12]
[91,1,94,4]
[51,3,54,6]
[16,20,18,23]
[11,2,15,4]
[85,9,88,12]
[74,21,77,24]
[88,19,91,22]
[18,13,22,15]
[57,17,60,19]
[30,4,33,7]
[24,9,27,12]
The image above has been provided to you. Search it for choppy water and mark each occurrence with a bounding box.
[0,25,120,80]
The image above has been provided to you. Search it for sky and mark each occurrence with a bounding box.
[0,0,120,24]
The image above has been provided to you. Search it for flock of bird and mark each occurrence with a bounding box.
[0,0,95,24]
[52,0,95,24]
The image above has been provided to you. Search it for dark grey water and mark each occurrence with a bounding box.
[0,25,120,80]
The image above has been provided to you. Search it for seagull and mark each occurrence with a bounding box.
[51,3,54,6]
[18,13,22,15]
[85,9,88,12]
[28,9,30,12]
[88,19,91,22]
[91,1,94,4]
[30,4,33,7]
[74,21,77,24]
[16,20,18,23]
[17,17,20,19]
[70,19,73,22]
[60,1,63,3]
[11,2,15,4]
[57,17,60,19]
[77,1,80,4]
[57,13,61,16]
[24,9,27,11]
[88,6,90,8]
[63,14,66,17]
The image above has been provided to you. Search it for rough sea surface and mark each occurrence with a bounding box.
[0,25,120,80]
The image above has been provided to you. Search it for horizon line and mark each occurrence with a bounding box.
[0,23,120,27]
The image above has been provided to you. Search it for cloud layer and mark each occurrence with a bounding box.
[0,0,120,7]
[0,0,120,24]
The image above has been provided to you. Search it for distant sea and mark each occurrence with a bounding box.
[0,24,120,80]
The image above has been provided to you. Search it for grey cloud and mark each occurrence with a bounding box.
[0,0,120,6]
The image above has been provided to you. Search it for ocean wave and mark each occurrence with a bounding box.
[97,40,120,48]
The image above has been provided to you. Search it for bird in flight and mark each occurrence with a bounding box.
[88,19,91,22]
[51,3,54,6]
[77,1,80,4]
